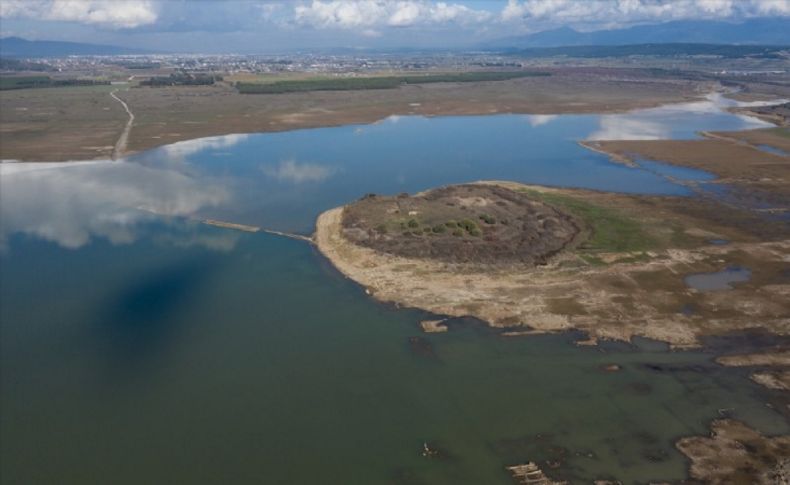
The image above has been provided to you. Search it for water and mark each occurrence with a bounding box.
[685,267,753,291]
[1,95,786,484]
[755,144,789,157]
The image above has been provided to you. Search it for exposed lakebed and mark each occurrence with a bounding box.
[1,94,787,484]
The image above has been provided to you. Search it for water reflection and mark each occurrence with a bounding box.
[261,159,337,184]
[586,93,780,140]
[525,114,558,127]
[0,160,230,249]
[2,95,785,245]
[685,267,752,291]
[160,133,249,162]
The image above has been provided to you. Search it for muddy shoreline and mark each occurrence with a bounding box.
[315,181,790,348]
[1,70,713,162]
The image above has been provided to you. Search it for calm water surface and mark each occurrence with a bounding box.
[685,267,753,291]
[2,94,787,484]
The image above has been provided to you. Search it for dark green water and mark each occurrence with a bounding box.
[1,96,788,484]
[2,225,786,484]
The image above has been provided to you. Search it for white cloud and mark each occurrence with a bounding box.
[389,1,422,26]
[261,159,335,183]
[0,0,158,29]
[501,0,790,23]
[294,0,490,30]
[754,0,790,15]
[259,2,285,20]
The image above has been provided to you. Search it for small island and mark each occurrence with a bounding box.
[341,184,582,265]
[315,181,790,348]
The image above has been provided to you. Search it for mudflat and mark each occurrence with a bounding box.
[677,419,790,484]
[591,129,790,206]
[315,181,790,347]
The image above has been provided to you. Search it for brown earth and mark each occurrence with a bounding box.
[341,184,582,265]
[315,181,790,347]
[751,371,790,391]
[676,420,790,485]
[0,68,712,162]
[717,351,790,367]
[733,102,790,127]
[590,130,790,210]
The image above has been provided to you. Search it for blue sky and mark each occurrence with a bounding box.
[1,0,789,52]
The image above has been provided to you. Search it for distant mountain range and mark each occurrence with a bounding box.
[2,17,789,59]
[486,18,790,49]
[510,43,788,59]
[0,37,156,57]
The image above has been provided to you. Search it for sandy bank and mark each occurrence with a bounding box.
[315,182,790,347]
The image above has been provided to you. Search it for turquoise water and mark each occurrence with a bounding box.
[1,97,786,484]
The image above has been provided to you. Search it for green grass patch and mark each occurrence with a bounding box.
[0,76,51,90]
[578,254,606,266]
[0,76,110,91]
[236,71,550,94]
[523,190,656,253]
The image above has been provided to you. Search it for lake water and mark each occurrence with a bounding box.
[756,144,789,157]
[685,267,753,291]
[1,94,787,484]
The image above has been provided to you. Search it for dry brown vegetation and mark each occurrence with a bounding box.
[341,185,581,264]
[315,181,790,347]
[592,130,790,210]
[1,68,711,162]
[676,420,790,485]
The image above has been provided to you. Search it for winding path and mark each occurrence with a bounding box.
[110,89,134,160]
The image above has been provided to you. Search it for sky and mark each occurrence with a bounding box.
[1,0,789,53]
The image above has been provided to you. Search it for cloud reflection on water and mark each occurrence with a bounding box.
[587,92,780,140]
[261,159,336,184]
[525,114,558,127]
[0,161,230,250]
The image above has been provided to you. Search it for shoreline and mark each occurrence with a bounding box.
[314,181,790,348]
[1,73,715,163]
[5,90,783,166]
[1,99,694,164]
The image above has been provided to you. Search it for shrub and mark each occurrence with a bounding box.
[459,219,479,233]
[445,221,458,228]
[479,214,496,224]
[375,224,387,233]
[452,229,464,237]
[407,219,419,228]
[432,224,447,234]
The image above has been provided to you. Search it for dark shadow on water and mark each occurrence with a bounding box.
[93,256,219,369]
[700,330,790,356]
